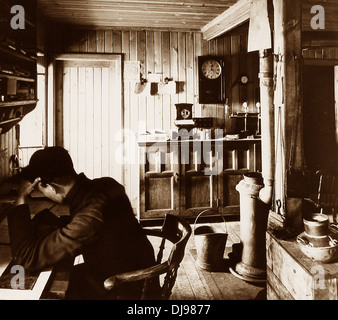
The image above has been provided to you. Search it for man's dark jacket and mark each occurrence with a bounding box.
[7,173,155,299]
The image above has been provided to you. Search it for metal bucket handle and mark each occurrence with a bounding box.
[193,209,228,235]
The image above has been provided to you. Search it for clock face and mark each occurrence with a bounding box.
[201,59,222,79]
[241,75,249,84]
[180,108,191,119]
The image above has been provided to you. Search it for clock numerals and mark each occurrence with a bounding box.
[202,60,222,79]
[180,109,191,119]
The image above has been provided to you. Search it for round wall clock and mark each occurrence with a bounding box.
[198,56,226,104]
[201,59,222,79]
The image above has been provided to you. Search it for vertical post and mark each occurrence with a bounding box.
[273,0,303,229]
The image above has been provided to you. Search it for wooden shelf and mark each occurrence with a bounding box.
[0,73,35,82]
[0,45,36,62]
[0,117,22,134]
[0,100,37,108]
[0,100,37,134]
[230,112,260,118]
[0,117,22,125]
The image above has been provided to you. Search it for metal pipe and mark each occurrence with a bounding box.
[258,49,275,205]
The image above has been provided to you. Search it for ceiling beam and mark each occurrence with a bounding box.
[201,0,250,41]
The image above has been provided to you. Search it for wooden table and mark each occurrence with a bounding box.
[0,195,72,300]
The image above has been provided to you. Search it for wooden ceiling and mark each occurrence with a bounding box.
[36,0,338,37]
[36,0,239,31]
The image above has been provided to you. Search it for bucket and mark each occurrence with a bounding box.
[193,209,228,271]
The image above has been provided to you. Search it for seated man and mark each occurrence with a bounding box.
[6,146,155,299]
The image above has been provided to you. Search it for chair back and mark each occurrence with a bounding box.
[149,214,191,299]
[161,213,191,264]
[315,170,337,213]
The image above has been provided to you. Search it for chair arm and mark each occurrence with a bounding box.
[104,261,170,291]
[144,228,164,238]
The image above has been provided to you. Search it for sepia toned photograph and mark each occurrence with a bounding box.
[0,0,337,309]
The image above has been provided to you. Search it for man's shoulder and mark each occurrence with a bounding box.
[91,177,126,197]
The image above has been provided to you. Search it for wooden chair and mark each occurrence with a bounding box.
[314,170,337,214]
[104,213,192,300]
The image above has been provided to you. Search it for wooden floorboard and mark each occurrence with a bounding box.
[169,220,266,300]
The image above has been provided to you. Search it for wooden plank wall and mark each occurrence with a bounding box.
[0,128,17,183]
[48,23,258,131]
[303,47,338,60]
[47,24,257,211]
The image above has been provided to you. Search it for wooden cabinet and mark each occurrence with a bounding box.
[138,138,261,220]
[0,0,37,134]
[138,141,180,219]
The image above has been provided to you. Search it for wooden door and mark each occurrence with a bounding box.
[179,140,218,217]
[138,141,180,220]
[55,54,123,183]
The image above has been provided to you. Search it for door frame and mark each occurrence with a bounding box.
[49,53,124,181]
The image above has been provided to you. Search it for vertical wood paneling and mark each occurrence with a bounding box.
[77,67,86,174]
[88,31,97,53]
[78,30,88,52]
[104,30,113,53]
[146,31,155,132]
[55,62,64,146]
[186,33,195,108]
[170,32,179,128]
[0,128,16,182]
[96,30,105,53]
[162,32,171,133]
[231,35,240,113]
[121,31,133,202]
[110,59,123,184]
[70,67,79,169]
[113,31,122,53]
[63,67,70,153]
[93,67,102,178]
[194,33,202,118]
[138,31,147,134]
[101,68,109,178]
[154,31,163,130]
[178,32,187,103]
[84,67,94,178]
